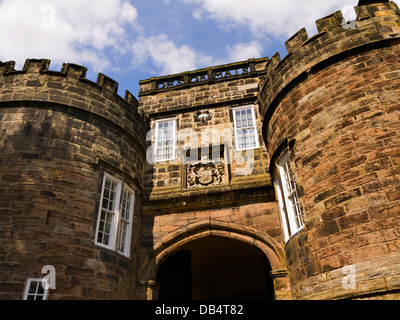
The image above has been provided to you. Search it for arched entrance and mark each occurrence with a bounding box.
[157,236,274,300]
[137,221,291,300]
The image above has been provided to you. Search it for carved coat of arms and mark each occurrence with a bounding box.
[187,162,225,188]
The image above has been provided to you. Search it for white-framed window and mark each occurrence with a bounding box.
[95,173,135,258]
[233,105,260,151]
[23,278,49,300]
[275,151,304,242]
[116,186,135,256]
[154,118,176,162]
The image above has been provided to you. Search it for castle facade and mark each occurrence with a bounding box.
[0,0,399,300]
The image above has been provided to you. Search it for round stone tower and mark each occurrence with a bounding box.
[0,59,145,299]
[259,1,400,299]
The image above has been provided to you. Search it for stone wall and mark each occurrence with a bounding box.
[1,0,399,301]
[259,1,400,299]
[0,59,145,299]
[137,58,291,299]
[138,58,271,193]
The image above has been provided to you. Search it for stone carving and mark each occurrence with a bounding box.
[194,110,212,122]
[187,161,225,188]
[155,64,253,91]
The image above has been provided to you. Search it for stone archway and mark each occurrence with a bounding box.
[157,236,275,300]
[137,220,291,300]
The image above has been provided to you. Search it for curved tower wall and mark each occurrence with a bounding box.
[259,1,400,299]
[0,59,145,299]
[1,1,399,301]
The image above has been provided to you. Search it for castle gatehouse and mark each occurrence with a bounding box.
[0,0,399,300]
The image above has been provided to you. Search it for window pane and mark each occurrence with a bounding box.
[248,130,256,147]
[102,199,109,211]
[157,120,175,141]
[97,209,114,245]
[283,161,297,195]
[284,170,291,194]
[235,108,254,129]
[167,142,174,158]
[37,282,45,295]
[157,141,166,158]
[237,130,245,149]
[104,179,111,191]
[234,107,258,150]
[235,111,242,127]
[118,189,133,255]
[121,191,132,220]
[292,195,303,230]
[247,109,253,126]
[277,152,304,240]
[29,281,38,294]
[239,110,246,127]
[156,120,175,161]
[24,278,48,300]
[121,194,128,220]
[162,124,168,139]
[159,122,166,140]
[237,128,257,149]
[102,178,117,211]
[166,122,173,139]
[247,129,256,148]
[117,220,128,253]
[243,129,250,148]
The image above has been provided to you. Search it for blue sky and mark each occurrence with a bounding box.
[0,0,398,98]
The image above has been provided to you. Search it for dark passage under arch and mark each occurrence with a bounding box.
[156,236,274,300]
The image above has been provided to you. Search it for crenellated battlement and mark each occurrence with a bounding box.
[0,59,146,145]
[259,1,400,126]
[0,59,146,300]
[0,58,140,113]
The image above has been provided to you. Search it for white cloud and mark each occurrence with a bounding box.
[341,4,358,21]
[181,0,385,39]
[131,34,213,75]
[1,0,399,83]
[132,37,263,76]
[0,0,138,71]
[192,8,203,20]
[227,41,262,62]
